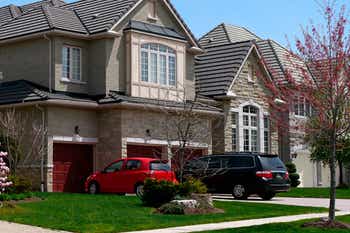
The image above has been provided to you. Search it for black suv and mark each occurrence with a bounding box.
[183,152,290,200]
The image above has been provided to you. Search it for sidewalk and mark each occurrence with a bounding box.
[124,211,350,233]
[0,221,70,233]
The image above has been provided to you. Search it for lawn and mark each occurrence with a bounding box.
[200,215,350,233]
[278,188,350,199]
[0,193,327,233]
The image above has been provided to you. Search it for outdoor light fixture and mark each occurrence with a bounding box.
[73,126,82,142]
[145,129,152,142]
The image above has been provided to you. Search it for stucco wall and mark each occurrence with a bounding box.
[0,38,49,86]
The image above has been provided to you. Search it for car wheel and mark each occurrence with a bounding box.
[232,184,248,200]
[135,184,144,198]
[260,192,275,200]
[88,182,99,195]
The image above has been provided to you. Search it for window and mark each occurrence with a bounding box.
[140,43,177,86]
[150,161,171,171]
[231,112,238,151]
[222,156,255,168]
[294,95,311,117]
[208,157,221,169]
[247,63,255,82]
[264,116,270,153]
[243,106,259,152]
[126,160,141,170]
[62,46,81,81]
[105,160,124,173]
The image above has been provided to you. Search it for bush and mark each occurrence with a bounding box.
[7,175,32,194]
[141,179,178,207]
[141,178,208,207]
[285,162,301,187]
[158,202,185,215]
[178,178,207,197]
[0,192,34,201]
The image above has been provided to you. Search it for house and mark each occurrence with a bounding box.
[0,0,221,193]
[196,23,342,187]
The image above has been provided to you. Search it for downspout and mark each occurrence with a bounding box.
[43,34,52,93]
[35,104,46,192]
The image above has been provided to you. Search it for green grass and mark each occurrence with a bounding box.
[200,215,350,233]
[0,193,327,233]
[278,188,350,199]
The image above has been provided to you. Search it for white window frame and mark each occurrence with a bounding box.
[140,43,177,87]
[231,112,238,152]
[294,95,311,117]
[243,106,259,152]
[263,116,270,153]
[61,45,82,82]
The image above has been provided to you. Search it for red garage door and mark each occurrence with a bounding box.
[53,143,93,193]
[127,145,162,159]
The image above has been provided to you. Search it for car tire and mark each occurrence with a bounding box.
[135,183,144,198]
[260,192,275,200]
[232,184,248,200]
[88,182,99,195]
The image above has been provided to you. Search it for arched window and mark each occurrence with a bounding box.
[243,105,259,152]
[140,43,176,86]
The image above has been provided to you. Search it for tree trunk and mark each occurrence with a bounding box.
[338,160,344,187]
[329,131,337,222]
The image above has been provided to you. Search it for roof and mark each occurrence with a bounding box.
[124,20,186,41]
[199,23,260,48]
[195,40,254,97]
[0,0,200,47]
[0,4,88,40]
[0,80,221,113]
[197,23,307,91]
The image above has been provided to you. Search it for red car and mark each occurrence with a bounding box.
[85,157,177,197]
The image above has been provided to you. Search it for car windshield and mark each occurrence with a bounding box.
[150,161,171,171]
[259,156,286,170]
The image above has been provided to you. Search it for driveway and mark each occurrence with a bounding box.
[212,194,350,211]
[0,221,70,233]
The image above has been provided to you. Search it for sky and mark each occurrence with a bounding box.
[1,0,349,47]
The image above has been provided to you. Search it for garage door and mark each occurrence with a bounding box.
[127,145,162,159]
[53,143,93,193]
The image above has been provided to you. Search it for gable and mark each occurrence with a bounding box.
[229,49,272,100]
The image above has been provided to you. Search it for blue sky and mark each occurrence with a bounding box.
[1,0,348,47]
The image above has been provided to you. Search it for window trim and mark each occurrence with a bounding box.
[139,43,177,88]
[294,95,312,118]
[243,105,259,152]
[61,45,82,83]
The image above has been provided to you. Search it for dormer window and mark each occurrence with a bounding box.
[62,45,82,82]
[140,43,177,87]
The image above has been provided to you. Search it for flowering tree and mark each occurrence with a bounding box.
[259,1,350,223]
[0,151,12,194]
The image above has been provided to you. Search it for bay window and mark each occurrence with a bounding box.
[62,45,81,81]
[231,112,238,151]
[264,116,270,153]
[140,43,177,87]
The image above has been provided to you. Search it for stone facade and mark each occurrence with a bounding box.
[212,51,279,155]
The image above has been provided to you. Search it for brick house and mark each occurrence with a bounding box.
[0,0,221,192]
[197,23,345,187]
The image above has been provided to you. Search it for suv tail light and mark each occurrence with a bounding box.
[284,171,289,180]
[256,171,273,179]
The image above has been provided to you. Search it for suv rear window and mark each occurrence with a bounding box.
[259,156,285,170]
[150,161,171,171]
[222,156,255,168]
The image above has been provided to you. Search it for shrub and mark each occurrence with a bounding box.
[178,178,207,197]
[0,192,33,201]
[141,179,178,207]
[285,162,301,187]
[158,202,185,215]
[7,175,32,194]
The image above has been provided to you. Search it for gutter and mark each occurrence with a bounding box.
[0,99,222,116]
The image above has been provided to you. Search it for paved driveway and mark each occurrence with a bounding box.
[212,195,350,211]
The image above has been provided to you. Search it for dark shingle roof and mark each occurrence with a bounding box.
[100,91,222,112]
[0,80,48,105]
[0,80,220,113]
[199,23,260,48]
[195,41,254,97]
[124,20,186,40]
[0,4,88,41]
[19,0,66,12]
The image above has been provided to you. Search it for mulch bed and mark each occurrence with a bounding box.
[183,207,225,215]
[302,218,350,229]
[5,196,44,205]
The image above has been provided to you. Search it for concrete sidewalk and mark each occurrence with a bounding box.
[124,211,350,233]
[0,221,70,233]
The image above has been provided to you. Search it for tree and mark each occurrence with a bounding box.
[259,1,350,222]
[0,108,47,175]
